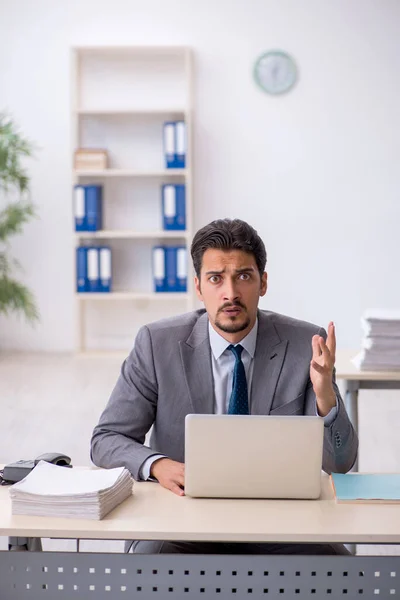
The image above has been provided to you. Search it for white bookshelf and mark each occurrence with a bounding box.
[71,46,194,353]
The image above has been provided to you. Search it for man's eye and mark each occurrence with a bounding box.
[239,273,250,280]
[209,276,220,283]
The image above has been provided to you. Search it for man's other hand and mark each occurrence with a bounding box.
[150,458,185,496]
[310,321,337,416]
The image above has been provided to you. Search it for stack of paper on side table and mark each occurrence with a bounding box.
[9,461,133,520]
[353,309,400,371]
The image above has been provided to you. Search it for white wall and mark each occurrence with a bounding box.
[0,0,399,351]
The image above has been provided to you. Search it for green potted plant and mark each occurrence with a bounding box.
[0,114,39,322]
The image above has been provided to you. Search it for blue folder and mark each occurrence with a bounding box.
[163,121,186,169]
[165,247,178,292]
[85,186,103,231]
[98,247,112,293]
[176,246,187,292]
[87,247,100,293]
[162,184,186,230]
[74,186,86,231]
[331,473,400,503]
[76,247,88,292]
[74,185,102,231]
[163,122,176,169]
[153,246,166,292]
[175,121,186,168]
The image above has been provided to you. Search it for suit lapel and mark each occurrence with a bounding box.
[250,311,288,415]
[179,312,215,414]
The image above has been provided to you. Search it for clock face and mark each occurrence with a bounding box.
[254,51,298,95]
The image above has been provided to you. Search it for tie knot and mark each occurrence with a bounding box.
[228,344,244,360]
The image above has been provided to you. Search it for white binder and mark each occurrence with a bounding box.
[87,248,99,291]
[175,121,186,157]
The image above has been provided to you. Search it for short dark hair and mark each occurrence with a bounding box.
[190,218,267,278]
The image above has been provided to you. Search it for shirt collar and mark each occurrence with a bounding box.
[208,318,258,360]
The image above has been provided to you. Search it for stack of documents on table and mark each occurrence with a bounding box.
[352,309,400,371]
[9,461,133,520]
[331,472,400,504]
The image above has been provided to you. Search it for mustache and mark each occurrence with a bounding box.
[218,301,246,313]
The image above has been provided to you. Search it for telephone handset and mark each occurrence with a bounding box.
[1,453,72,485]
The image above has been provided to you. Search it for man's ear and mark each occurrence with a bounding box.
[260,272,268,297]
[195,276,203,301]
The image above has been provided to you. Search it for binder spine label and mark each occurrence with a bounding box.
[175,121,186,155]
[177,248,187,279]
[99,247,112,292]
[164,185,176,218]
[87,248,99,292]
[153,247,166,292]
[164,122,175,168]
[175,121,186,168]
[177,247,187,292]
[74,186,86,231]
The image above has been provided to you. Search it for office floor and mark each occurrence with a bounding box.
[1,352,400,555]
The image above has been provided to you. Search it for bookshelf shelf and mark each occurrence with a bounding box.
[75,230,190,240]
[72,46,194,352]
[76,292,190,301]
[77,109,187,116]
[74,169,187,178]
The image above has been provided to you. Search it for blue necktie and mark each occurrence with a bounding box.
[227,344,249,415]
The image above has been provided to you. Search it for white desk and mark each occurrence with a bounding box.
[2,475,400,599]
[336,350,400,471]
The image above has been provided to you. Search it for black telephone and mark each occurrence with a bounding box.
[1,453,72,485]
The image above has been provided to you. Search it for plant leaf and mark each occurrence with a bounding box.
[0,276,39,323]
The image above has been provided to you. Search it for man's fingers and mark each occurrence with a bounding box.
[170,483,185,496]
[319,336,335,367]
[311,360,325,375]
[311,335,321,359]
[175,473,185,487]
[318,337,330,361]
[326,321,336,357]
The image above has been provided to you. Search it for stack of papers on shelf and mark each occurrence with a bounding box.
[352,309,400,371]
[331,472,400,504]
[9,461,133,520]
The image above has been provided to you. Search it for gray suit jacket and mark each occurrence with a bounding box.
[91,310,358,480]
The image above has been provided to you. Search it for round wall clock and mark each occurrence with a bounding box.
[253,50,298,95]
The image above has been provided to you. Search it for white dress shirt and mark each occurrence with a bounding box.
[139,319,337,480]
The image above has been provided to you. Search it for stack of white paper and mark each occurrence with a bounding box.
[353,309,400,371]
[9,461,133,520]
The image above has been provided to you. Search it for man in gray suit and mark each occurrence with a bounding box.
[91,218,358,554]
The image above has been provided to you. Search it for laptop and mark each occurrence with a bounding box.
[184,414,324,499]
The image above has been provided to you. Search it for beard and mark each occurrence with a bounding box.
[214,302,250,334]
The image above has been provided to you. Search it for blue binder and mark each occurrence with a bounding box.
[163,122,176,169]
[176,246,187,292]
[162,184,186,230]
[165,247,178,292]
[99,247,112,293]
[74,186,87,231]
[153,246,166,292]
[76,247,88,292]
[87,247,100,293]
[85,185,103,231]
[175,121,186,168]
[74,185,102,231]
